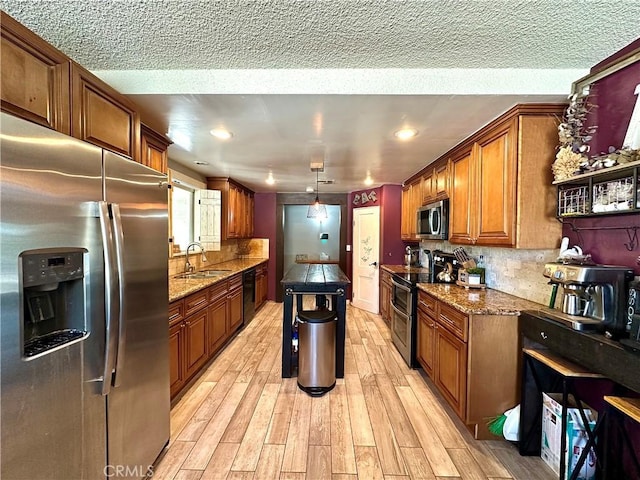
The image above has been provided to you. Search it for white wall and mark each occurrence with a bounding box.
[284,205,341,273]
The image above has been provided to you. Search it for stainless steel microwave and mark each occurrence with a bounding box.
[416,199,448,239]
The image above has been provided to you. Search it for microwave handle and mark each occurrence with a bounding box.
[429,208,439,234]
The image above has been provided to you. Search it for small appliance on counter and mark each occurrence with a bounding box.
[404,246,420,267]
[621,280,640,354]
[431,250,461,284]
[541,263,634,337]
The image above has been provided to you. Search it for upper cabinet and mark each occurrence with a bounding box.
[450,119,518,246]
[71,63,140,161]
[140,124,172,174]
[1,11,71,133]
[403,158,450,241]
[401,177,422,240]
[423,159,450,205]
[411,104,565,249]
[206,177,254,240]
[1,12,168,173]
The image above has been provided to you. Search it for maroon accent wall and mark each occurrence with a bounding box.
[253,192,277,300]
[563,39,640,273]
[380,185,405,264]
[585,60,640,157]
[347,185,405,271]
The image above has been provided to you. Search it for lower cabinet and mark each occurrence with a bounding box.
[416,290,519,439]
[169,320,186,398]
[184,309,208,379]
[228,274,243,333]
[416,308,436,378]
[433,323,467,418]
[169,272,247,401]
[380,270,392,325]
[207,298,228,355]
[255,262,268,311]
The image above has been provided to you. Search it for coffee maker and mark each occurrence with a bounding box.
[543,263,634,337]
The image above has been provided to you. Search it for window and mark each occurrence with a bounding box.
[170,182,194,253]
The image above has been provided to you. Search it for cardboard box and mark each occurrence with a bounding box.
[541,393,597,480]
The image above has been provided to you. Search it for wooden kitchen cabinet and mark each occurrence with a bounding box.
[422,159,450,204]
[71,63,140,160]
[1,12,71,134]
[207,282,229,355]
[449,147,474,243]
[400,177,422,240]
[140,124,172,173]
[206,177,255,240]
[228,274,244,333]
[255,262,268,311]
[169,273,249,400]
[207,298,228,355]
[433,159,450,200]
[448,105,564,248]
[379,269,392,325]
[416,307,436,378]
[433,318,468,418]
[184,309,208,379]
[422,171,434,205]
[169,320,186,398]
[416,290,519,439]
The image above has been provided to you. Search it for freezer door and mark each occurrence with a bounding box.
[0,113,107,479]
[103,151,170,478]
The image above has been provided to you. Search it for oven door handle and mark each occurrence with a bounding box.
[391,301,410,320]
[391,279,411,293]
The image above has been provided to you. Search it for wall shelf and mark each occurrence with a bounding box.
[556,161,640,218]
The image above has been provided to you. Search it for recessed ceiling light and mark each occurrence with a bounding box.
[194,161,209,165]
[266,172,275,185]
[394,128,418,140]
[210,128,233,140]
[364,175,374,186]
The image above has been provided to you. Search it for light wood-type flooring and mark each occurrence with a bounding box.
[155,300,555,480]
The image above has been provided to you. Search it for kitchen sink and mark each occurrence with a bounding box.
[174,269,231,279]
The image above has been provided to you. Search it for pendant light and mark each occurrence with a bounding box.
[307,168,328,219]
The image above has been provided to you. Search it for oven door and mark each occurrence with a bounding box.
[391,278,413,366]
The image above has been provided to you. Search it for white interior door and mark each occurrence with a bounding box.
[352,206,380,313]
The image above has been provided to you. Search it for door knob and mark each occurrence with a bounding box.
[369,261,378,267]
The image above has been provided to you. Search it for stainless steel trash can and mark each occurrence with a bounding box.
[297,309,336,396]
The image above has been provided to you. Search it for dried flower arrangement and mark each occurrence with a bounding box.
[552,93,596,181]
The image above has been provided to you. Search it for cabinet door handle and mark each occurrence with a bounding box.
[540,331,548,340]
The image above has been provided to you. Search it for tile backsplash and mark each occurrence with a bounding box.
[420,240,558,306]
[169,238,269,276]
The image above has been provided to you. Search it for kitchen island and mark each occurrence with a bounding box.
[281,263,350,379]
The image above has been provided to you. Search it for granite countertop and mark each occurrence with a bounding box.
[417,283,543,316]
[169,257,268,303]
[381,264,430,274]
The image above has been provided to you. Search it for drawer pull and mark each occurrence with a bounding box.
[540,332,548,340]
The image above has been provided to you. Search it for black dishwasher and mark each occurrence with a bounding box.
[243,268,256,325]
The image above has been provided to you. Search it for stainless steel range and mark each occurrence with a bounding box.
[390,250,460,367]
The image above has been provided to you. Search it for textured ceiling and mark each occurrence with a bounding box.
[5,0,640,70]
[3,1,640,193]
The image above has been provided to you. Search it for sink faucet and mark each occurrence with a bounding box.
[185,242,207,273]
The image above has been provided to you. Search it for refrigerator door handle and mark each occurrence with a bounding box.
[110,203,127,388]
[99,201,120,396]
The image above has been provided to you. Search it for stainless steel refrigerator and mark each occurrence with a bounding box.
[0,113,170,479]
